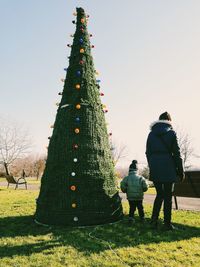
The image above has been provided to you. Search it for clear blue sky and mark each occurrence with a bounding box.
[0,0,200,167]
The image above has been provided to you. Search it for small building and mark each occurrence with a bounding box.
[174,168,200,198]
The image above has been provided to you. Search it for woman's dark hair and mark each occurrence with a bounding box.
[159,112,172,121]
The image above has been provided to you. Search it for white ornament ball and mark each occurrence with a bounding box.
[74,217,78,222]
[73,158,78,162]
[71,172,75,176]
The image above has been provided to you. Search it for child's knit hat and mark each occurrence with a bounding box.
[129,160,138,171]
[159,111,171,121]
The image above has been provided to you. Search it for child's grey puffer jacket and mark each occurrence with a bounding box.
[120,170,148,200]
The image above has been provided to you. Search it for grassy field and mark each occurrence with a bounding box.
[146,187,156,194]
[0,177,156,193]
[0,177,41,186]
[0,187,200,267]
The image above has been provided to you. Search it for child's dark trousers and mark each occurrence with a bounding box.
[128,200,144,219]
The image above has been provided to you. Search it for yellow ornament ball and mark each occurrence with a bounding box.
[75,84,80,89]
[72,203,76,208]
[75,128,80,134]
[76,104,81,109]
[80,48,84,53]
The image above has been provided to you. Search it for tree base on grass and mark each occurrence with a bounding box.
[35,192,123,226]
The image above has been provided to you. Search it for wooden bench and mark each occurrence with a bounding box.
[5,175,27,190]
[173,169,200,209]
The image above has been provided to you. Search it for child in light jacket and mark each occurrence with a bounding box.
[120,160,148,222]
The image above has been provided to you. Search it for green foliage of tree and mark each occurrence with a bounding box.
[35,7,123,226]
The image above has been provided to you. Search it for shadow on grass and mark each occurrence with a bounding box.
[0,214,200,258]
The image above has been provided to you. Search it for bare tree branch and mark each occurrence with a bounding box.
[110,141,128,166]
[11,154,46,179]
[0,116,32,175]
[176,128,195,168]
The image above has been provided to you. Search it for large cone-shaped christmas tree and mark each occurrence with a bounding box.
[35,7,123,226]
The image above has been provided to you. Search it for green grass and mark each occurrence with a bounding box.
[146,187,156,194]
[25,178,41,185]
[0,177,41,185]
[0,187,200,267]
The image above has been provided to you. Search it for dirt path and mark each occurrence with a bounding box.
[120,193,200,211]
[1,181,199,211]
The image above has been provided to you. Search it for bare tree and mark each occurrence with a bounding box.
[33,156,46,179]
[115,166,128,179]
[0,117,32,175]
[139,166,150,180]
[10,154,46,179]
[11,155,46,179]
[110,141,128,166]
[177,130,194,168]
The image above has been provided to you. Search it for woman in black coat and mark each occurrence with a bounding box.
[146,112,184,230]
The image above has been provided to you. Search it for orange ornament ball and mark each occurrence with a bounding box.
[80,48,84,53]
[75,128,80,134]
[70,185,76,191]
[76,104,81,109]
[75,84,80,89]
[81,18,85,23]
